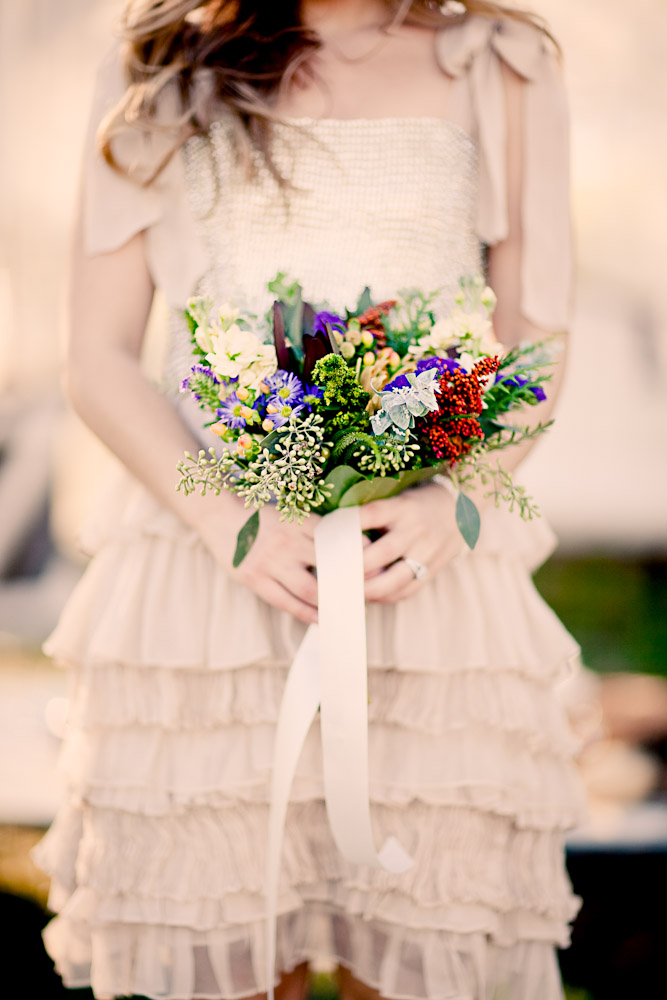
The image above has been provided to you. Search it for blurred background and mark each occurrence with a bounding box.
[0,1,666,998]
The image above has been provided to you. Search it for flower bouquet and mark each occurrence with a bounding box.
[177,273,554,564]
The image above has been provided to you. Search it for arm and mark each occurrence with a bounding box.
[362,60,570,602]
[486,59,569,480]
[66,193,318,622]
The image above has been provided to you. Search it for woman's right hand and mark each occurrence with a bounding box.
[198,503,319,624]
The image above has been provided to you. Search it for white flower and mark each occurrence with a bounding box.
[419,317,458,353]
[194,324,215,354]
[238,343,279,390]
[186,296,216,352]
[206,324,277,387]
[480,285,497,313]
[218,302,241,332]
[458,351,476,372]
[448,308,494,342]
[187,296,213,329]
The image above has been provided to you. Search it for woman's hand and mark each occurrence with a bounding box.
[198,503,319,625]
[359,482,466,603]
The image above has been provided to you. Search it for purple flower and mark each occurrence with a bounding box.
[180,364,220,397]
[312,310,346,336]
[384,373,410,390]
[264,370,293,392]
[496,372,547,402]
[264,403,304,429]
[415,356,463,376]
[216,393,249,429]
[385,356,461,391]
[267,371,304,407]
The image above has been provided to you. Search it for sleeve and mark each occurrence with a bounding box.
[81,44,208,307]
[436,16,573,331]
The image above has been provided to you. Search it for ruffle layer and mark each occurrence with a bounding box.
[41,900,567,1000]
[54,714,584,830]
[36,800,577,937]
[66,659,579,750]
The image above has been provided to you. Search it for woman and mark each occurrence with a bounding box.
[34,1,585,998]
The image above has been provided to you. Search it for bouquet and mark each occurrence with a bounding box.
[177,273,554,564]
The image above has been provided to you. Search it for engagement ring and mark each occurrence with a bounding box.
[404,557,427,581]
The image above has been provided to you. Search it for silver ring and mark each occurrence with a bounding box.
[404,557,428,581]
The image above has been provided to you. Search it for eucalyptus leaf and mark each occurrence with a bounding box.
[233,510,260,568]
[455,492,481,549]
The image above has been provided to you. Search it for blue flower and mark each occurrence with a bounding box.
[264,403,304,429]
[264,369,293,392]
[267,371,304,408]
[385,357,462,392]
[216,393,250,429]
[415,356,463,377]
[313,310,346,336]
[496,372,547,402]
[301,384,324,411]
[383,373,411,390]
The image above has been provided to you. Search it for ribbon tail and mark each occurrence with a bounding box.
[265,623,321,1000]
[315,507,413,873]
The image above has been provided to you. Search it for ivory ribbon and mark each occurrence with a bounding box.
[265,506,413,1000]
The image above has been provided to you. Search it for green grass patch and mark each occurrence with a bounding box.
[534,556,667,678]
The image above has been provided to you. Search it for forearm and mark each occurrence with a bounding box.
[66,345,244,538]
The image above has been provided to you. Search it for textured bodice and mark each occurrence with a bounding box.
[163,116,481,396]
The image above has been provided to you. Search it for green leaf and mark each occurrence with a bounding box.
[338,465,437,507]
[318,465,364,514]
[258,428,282,454]
[456,492,481,549]
[339,477,400,507]
[355,287,373,313]
[184,309,198,336]
[233,510,260,568]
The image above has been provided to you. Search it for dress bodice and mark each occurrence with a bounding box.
[83,16,572,373]
[162,116,481,397]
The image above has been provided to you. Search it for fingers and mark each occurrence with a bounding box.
[358,499,399,533]
[279,566,318,609]
[253,576,318,625]
[260,514,316,565]
[364,558,416,603]
[363,528,413,576]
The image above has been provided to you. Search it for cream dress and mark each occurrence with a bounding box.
[34,15,586,1000]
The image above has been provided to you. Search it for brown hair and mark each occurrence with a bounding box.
[101,1,549,184]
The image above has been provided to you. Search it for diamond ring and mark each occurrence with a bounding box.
[404,557,428,581]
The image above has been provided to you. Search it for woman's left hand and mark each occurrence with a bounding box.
[359,482,467,603]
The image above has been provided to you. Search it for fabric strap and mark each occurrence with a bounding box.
[265,507,413,999]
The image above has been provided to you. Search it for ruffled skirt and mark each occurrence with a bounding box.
[33,470,585,1000]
